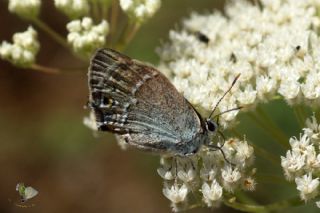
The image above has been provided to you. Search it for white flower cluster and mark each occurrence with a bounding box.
[119,0,161,22]
[281,115,320,204]
[67,17,109,56]
[54,0,89,19]
[8,0,41,18]
[159,138,255,211]
[0,26,39,67]
[157,0,320,127]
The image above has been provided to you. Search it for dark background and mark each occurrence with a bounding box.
[0,0,317,212]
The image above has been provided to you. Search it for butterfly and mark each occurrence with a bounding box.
[87,48,240,157]
[12,183,38,208]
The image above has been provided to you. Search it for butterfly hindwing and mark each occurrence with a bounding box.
[88,48,204,153]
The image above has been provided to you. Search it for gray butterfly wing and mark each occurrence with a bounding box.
[88,48,205,154]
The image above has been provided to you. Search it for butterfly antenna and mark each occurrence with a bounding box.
[208,74,241,119]
[212,106,243,119]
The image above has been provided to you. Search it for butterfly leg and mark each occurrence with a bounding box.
[207,144,235,166]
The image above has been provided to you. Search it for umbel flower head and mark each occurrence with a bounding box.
[54,0,89,19]
[281,115,320,205]
[120,0,161,22]
[67,17,109,57]
[158,138,255,212]
[8,0,41,19]
[0,26,39,67]
[157,0,320,128]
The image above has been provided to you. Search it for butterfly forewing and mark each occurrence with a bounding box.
[88,48,205,154]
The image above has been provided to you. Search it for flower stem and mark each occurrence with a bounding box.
[108,0,119,47]
[292,105,306,128]
[235,191,259,205]
[264,196,302,211]
[91,0,100,21]
[224,196,302,213]
[102,0,112,21]
[316,111,320,122]
[30,64,84,74]
[31,18,69,49]
[224,198,267,213]
[116,21,141,51]
[249,110,289,149]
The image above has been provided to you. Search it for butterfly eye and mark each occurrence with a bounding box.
[206,119,217,132]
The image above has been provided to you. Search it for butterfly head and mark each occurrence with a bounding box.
[205,118,218,134]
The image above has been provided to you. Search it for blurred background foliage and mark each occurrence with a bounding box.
[0,0,318,212]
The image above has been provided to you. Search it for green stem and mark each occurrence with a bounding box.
[265,196,302,211]
[91,0,100,21]
[108,0,119,47]
[224,196,302,213]
[102,0,112,21]
[116,22,141,51]
[224,198,267,213]
[31,18,69,49]
[248,112,289,149]
[235,191,259,205]
[315,111,320,122]
[292,105,306,128]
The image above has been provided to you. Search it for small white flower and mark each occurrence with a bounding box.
[176,157,197,183]
[221,165,241,192]
[120,0,161,22]
[278,77,301,103]
[304,148,320,172]
[281,150,305,180]
[301,71,320,100]
[8,0,41,18]
[54,0,89,19]
[163,182,188,204]
[242,176,256,191]
[67,17,109,56]
[0,26,39,67]
[200,167,217,182]
[289,134,313,155]
[202,180,223,207]
[200,150,222,181]
[316,200,320,208]
[295,173,319,201]
[235,84,257,106]
[222,138,254,168]
[303,115,320,143]
[157,158,176,180]
[234,140,255,167]
[256,75,277,101]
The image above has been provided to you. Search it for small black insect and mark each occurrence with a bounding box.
[230,52,237,63]
[196,31,210,44]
